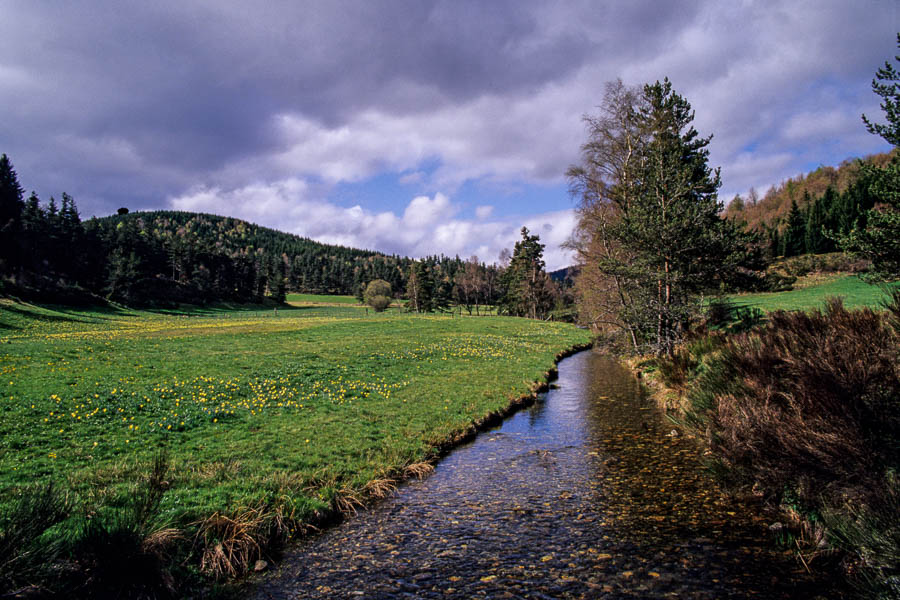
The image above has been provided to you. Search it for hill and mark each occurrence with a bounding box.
[721,151,894,259]
[87,210,412,300]
[723,151,893,231]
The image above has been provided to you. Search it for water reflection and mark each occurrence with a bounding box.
[254,350,832,599]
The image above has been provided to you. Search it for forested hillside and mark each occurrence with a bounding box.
[88,210,415,303]
[724,151,894,257]
[0,155,532,309]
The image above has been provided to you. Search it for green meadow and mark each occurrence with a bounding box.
[285,292,361,305]
[0,299,589,538]
[730,274,898,313]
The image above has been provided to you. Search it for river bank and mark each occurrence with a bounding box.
[253,350,835,599]
[0,302,591,598]
[631,297,900,599]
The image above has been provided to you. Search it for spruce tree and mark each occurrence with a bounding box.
[0,154,25,273]
[781,198,806,257]
[500,227,554,319]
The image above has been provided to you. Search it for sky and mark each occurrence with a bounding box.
[1,1,897,270]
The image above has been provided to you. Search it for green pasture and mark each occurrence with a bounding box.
[0,299,589,527]
[730,274,898,313]
[286,292,360,305]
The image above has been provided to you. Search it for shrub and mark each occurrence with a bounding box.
[692,298,899,502]
[685,297,900,595]
[368,295,391,312]
[776,252,871,277]
[363,280,392,312]
[705,298,735,329]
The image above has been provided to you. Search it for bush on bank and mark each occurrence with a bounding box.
[650,294,900,598]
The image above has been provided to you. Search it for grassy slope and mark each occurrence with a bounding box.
[730,274,897,312]
[0,300,590,526]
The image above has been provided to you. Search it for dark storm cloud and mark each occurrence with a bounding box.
[4,0,630,214]
[0,0,897,227]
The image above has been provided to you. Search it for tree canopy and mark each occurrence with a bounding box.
[568,79,764,354]
[499,227,556,319]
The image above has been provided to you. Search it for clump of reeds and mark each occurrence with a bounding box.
[0,482,70,596]
[68,451,183,599]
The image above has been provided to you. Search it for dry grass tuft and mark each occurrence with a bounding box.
[404,462,435,480]
[195,507,265,580]
[334,487,364,516]
[363,478,397,499]
[141,527,184,559]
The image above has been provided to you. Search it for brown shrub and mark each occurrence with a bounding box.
[690,298,900,508]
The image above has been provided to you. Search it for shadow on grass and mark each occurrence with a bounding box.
[0,302,131,330]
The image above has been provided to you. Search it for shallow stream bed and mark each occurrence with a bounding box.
[253,350,833,599]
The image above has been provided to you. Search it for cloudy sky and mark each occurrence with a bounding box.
[1,1,897,269]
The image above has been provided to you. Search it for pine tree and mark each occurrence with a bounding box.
[568,78,763,354]
[840,33,900,280]
[0,154,25,273]
[781,198,806,257]
[623,80,727,354]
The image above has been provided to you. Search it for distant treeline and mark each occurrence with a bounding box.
[1,155,537,310]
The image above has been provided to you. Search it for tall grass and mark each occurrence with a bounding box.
[0,483,69,595]
[0,454,186,599]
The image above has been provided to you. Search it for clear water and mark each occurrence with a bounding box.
[254,350,833,599]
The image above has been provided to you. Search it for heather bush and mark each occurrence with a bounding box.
[776,252,871,277]
[684,296,900,595]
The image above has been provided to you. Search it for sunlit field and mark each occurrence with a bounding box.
[729,274,897,313]
[285,293,361,305]
[0,298,589,532]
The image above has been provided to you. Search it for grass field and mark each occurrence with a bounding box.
[285,292,360,305]
[730,274,898,313]
[0,298,589,585]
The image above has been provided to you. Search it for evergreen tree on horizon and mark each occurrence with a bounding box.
[0,154,25,273]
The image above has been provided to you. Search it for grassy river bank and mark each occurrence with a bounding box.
[0,297,589,597]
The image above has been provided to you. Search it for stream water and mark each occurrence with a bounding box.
[253,350,832,599]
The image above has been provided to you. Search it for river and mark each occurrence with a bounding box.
[253,350,832,599]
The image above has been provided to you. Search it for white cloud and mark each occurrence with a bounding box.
[3,1,897,228]
[475,205,493,219]
[403,193,455,228]
[169,182,575,270]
